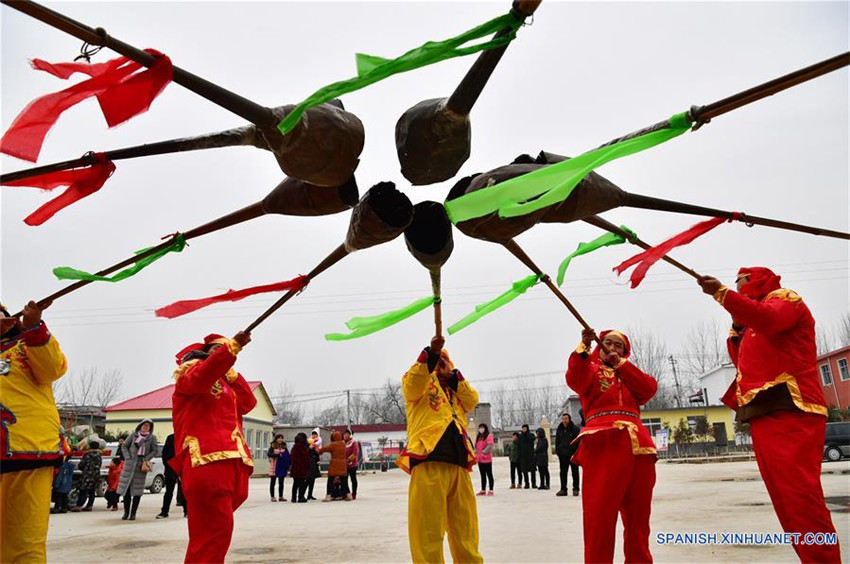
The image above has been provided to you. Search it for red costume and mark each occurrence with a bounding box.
[715,267,840,563]
[170,334,257,564]
[566,330,658,564]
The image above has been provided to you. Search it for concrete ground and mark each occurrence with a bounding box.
[47,457,849,563]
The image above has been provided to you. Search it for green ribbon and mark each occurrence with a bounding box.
[447,274,541,335]
[556,225,637,286]
[278,12,523,135]
[53,234,187,282]
[325,295,436,341]
[445,113,692,223]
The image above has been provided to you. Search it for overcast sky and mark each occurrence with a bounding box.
[2,1,847,411]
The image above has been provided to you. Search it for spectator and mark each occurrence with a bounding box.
[50,456,74,514]
[157,433,185,518]
[71,441,102,512]
[116,434,127,462]
[505,432,521,489]
[105,457,123,511]
[344,430,360,500]
[307,433,321,501]
[475,424,495,496]
[118,419,158,521]
[518,424,536,489]
[267,435,291,502]
[289,433,310,503]
[555,413,581,497]
[534,428,550,490]
[318,431,350,501]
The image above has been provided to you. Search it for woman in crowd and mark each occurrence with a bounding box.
[518,424,536,489]
[534,428,550,490]
[268,435,291,502]
[318,431,351,501]
[289,432,310,503]
[475,423,495,496]
[307,431,321,500]
[71,440,102,512]
[118,419,158,521]
[344,429,360,500]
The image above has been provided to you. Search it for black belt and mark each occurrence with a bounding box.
[586,410,639,422]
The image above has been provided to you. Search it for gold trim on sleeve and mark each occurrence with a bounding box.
[764,289,802,303]
[576,341,590,355]
[713,286,730,305]
[182,429,254,468]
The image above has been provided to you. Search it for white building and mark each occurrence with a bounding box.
[699,363,737,406]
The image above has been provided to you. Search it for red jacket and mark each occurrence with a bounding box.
[289,443,310,479]
[566,342,658,458]
[717,288,827,417]
[170,342,257,475]
[107,461,123,491]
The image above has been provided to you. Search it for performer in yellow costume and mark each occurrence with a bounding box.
[0,300,68,563]
[397,336,482,564]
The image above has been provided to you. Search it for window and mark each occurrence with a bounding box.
[820,364,833,386]
[838,358,849,382]
[246,428,254,452]
[641,418,662,436]
[263,431,270,458]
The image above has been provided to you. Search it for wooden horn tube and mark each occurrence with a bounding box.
[2,0,274,127]
[430,268,443,338]
[581,215,702,279]
[1,126,269,184]
[243,243,349,333]
[624,193,850,240]
[501,239,596,335]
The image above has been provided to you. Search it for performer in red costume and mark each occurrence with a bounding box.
[566,328,658,564]
[699,267,841,563]
[170,331,255,564]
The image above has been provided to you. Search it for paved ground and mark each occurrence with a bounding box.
[47,457,849,563]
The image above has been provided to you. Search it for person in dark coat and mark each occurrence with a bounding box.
[157,433,185,518]
[71,441,102,512]
[118,419,158,521]
[306,431,322,501]
[534,428,550,490]
[504,432,521,489]
[289,433,310,503]
[555,413,581,496]
[517,424,537,489]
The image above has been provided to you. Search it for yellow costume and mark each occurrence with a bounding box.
[398,348,482,564]
[0,320,68,563]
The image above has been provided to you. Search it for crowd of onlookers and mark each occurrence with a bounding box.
[476,413,582,497]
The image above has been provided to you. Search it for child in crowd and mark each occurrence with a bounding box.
[50,457,73,514]
[105,457,123,511]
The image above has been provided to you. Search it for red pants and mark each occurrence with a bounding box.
[180,459,252,563]
[750,410,841,563]
[577,429,656,564]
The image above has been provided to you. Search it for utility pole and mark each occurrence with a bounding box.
[346,389,352,431]
[669,355,682,408]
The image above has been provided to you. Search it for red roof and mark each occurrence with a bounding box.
[327,424,407,433]
[104,381,265,412]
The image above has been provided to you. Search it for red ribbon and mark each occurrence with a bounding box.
[2,155,116,225]
[614,216,734,288]
[155,276,311,319]
[1,49,172,162]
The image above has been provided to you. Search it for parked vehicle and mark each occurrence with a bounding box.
[824,422,850,462]
[68,442,165,505]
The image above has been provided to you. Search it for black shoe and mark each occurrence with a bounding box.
[308,496,317,500]
[524,484,530,489]
[573,490,580,496]
[122,514,129,521]
[129,515,136,521]
[298,498,307,503]
[556,489,568,496]
[156,513,168,519]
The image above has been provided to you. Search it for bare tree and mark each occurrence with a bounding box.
[834,313,850,348]
[314,399,347,426]
[54,368,123,407]
[360,379,407,424]
[627,327,673,409]
[816,325,837,356]
[682,321,728,377]
[271,383,305,426]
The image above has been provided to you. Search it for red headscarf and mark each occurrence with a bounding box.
[736,267,781,300]
[174,333,228,364]
[592,329,632,360]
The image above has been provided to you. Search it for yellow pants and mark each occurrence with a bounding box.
[0,466,53,564]
[408,462,482,564]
